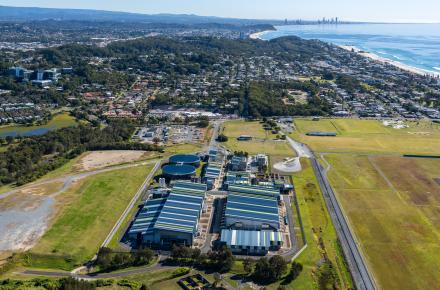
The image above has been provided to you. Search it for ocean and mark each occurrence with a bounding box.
[259,23,440,75]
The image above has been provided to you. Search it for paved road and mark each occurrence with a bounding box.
[284,135,376,290]
[311,157,376,290]
[281,195,298,257]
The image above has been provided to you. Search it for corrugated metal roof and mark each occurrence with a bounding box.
[155,182,206,234]
[225,192,280,225]
[228,184,280,197]
[221,229,283,248]
[128,198,166,235]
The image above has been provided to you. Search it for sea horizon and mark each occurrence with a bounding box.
[258,23,440,76]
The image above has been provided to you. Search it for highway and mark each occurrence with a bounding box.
[310,157,376,290]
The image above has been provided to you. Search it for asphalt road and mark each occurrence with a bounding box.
[311,157,376,290]
[283,133,376,289]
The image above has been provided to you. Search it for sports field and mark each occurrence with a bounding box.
[221,120,295,156]
[292,118,440,154]
[324,154,440,290]
[25,164,154,270]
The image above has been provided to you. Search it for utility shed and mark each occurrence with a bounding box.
[220,229,283,255]
[225,191,280,230]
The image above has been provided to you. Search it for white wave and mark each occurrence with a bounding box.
[433,67,440,71]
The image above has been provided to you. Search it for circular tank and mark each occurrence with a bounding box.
[169,154,201,167]
[162,164,196,179]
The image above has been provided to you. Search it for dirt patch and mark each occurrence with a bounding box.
[0,182,64,211]
[74,150,149,171]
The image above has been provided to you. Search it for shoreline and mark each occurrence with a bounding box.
[251,28,440,77]
[249,30,271,39]
[339,45,440,77]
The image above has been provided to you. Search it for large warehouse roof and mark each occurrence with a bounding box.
[225,191,280,226]
[205,162,222,180]
[228,184,280,197]
[128,197,166,235]
[155,181,206,234]
[221,229,283,248]
[128,181,207,236]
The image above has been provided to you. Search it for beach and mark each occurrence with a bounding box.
[258,24,440,77]
[249,30,271,39]
[339,45,439,76]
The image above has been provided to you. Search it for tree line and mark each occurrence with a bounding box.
[0,120,162,186]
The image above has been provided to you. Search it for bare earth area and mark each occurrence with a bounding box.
[0,150,153,255]
[74,150,149,171]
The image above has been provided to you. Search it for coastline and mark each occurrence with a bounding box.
[249,30,271,40]
[339,45,439,77]
[251,27,440,77]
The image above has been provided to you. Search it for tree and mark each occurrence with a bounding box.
[208,246,234,273]
[284,261,303,283]
[243,258,254,276]
[253,256,287,284]
[270,256,288,281]
[216,134,228,142]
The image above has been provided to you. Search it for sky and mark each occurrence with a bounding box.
[0,0,439,23]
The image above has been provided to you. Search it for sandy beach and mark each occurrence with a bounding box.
[340,45,440,77]
[249,30,270,39]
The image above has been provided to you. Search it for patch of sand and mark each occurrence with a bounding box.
[75,150,149,171]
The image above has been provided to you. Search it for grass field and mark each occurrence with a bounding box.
[288,158,353,290]
[24,164,154,270]
[0,113,78,137]
[292,118,440,154]
[324,154,440,290]
[221,120,296,157]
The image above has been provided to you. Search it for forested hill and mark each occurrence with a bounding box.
[0,5,281,25]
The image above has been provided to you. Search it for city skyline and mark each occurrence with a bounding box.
[0,0,439,23]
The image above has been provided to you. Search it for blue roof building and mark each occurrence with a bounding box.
[225,185,280,230]
[128,181,207,247]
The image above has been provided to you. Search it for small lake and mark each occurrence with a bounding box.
[0,113,78,138]
[0,127,54,138]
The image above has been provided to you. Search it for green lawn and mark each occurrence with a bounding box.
[324,154,440,290]
[164,143,203,155]
[0,112,78,137]
[292,118,440,154]
[287,158,353,290]
[221,120,296,157]
[24,164,154,270]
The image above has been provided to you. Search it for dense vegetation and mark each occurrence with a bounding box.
[0,277,148,290]
[170,245,235,273]
[0,121,161,186]
[236,81,330,117]
[96,247,155,272]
